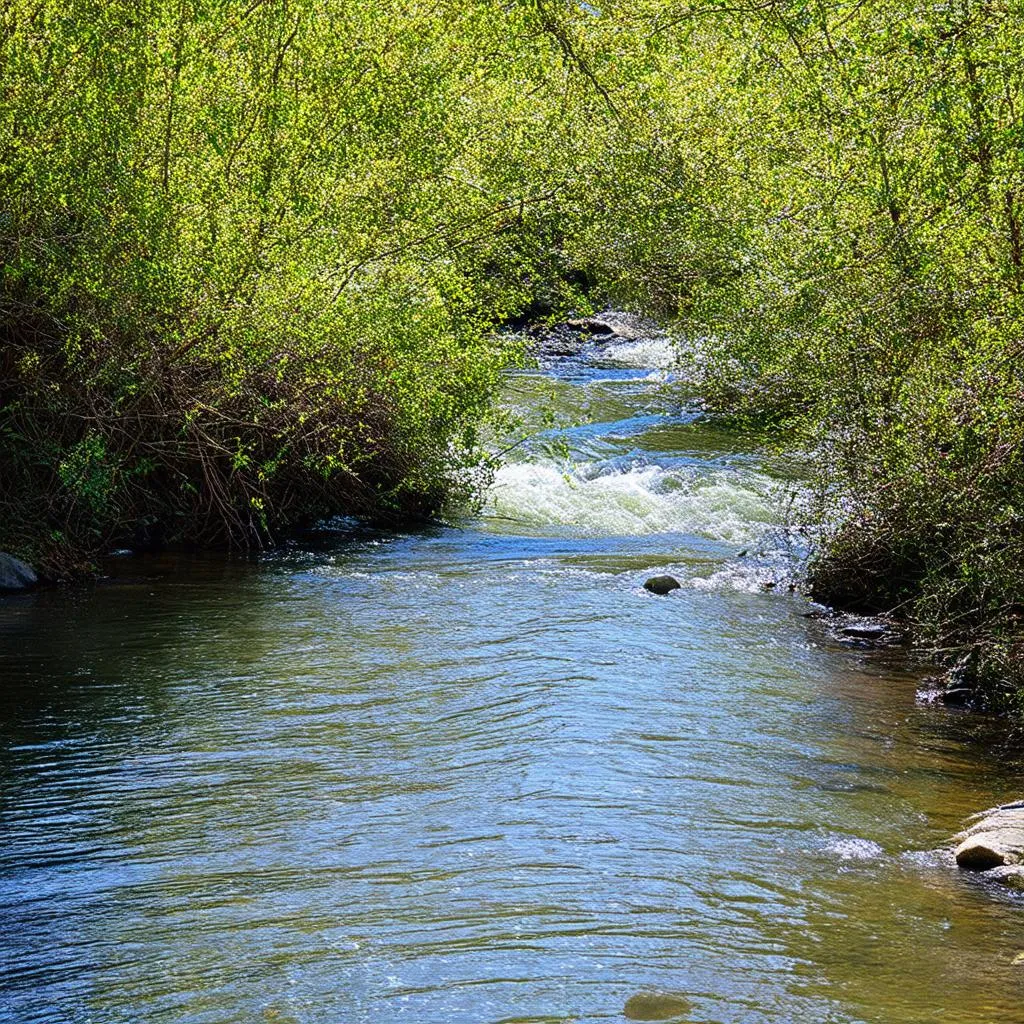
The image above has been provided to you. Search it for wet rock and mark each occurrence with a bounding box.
[949,646,981,689]
[566,316,645,341]
[917,655,982,709]
[531,326,587,359]
[989,866,1024,891]
[954,805,1024,871]
[644,575,681,596]
[940,687,975,708]
[529,311,661,360]
[0,553,37,592]
[623,991,693,1021]
[565,316,615,334]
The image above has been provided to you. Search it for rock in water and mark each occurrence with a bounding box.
[564,311,657,341]
[623,992,693,1021]
[0,553,37,592]
[940,687,975,708]
[953,805,1024,870]
[565,316,616,335]
[992,867,1024,891]
[644,575,681,596]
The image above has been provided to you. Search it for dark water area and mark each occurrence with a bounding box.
[3,332,1024,1024]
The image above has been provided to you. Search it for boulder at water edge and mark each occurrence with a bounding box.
[644,575,681,596]
[0,552,37,592]
[954,804,1024,871]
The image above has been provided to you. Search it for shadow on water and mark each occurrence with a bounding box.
[3,336,1024,1024]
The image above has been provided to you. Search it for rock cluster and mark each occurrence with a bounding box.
[528,310,661,360]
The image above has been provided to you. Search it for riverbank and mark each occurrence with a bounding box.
[7,304,1016,722]
[523,312,1024,718]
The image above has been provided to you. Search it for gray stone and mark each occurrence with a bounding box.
[566,316,642,339]
[644,575,681,596]
[564,311,654,342]
[564,316,611,334]
[954,805,1024,871]
[0,553,37,592]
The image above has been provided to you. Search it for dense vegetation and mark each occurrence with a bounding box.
[0,0,554,568]
[3,0,1023,704]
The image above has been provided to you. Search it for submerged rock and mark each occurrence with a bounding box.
[954,804,1024,871]
[623,991,693,1021]
[644,575,681,596]
[0,553,37,592]
[988,866,1024,891]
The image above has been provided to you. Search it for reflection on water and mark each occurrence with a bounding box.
[2,342,1024,1024]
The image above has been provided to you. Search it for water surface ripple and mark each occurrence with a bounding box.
[3,336,1024,1024]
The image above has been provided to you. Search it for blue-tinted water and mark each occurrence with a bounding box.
[3,334,1024,1024]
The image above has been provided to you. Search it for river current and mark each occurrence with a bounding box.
[3,331,1024,1023]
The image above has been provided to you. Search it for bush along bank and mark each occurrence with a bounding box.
[574,1,1024,717]
[0,0,583,576]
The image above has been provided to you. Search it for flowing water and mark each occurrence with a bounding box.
[3,332,1024,1024]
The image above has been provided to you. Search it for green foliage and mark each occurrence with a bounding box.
[607,0,1024,703]
[0,0,569,568]
[3,0,1024,703]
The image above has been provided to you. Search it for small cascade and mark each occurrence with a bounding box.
[485,459,776,543]
[483,316,781,550]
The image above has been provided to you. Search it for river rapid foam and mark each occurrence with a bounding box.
[485,460,776,544]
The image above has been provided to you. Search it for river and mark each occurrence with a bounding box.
[3,329,1024,1023]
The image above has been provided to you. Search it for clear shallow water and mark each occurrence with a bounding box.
[3,336,1024,1024]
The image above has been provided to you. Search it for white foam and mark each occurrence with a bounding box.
[690,567,774,594]
[601,335,677,369]
[823,836,885,861]
[483,460,777,542]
